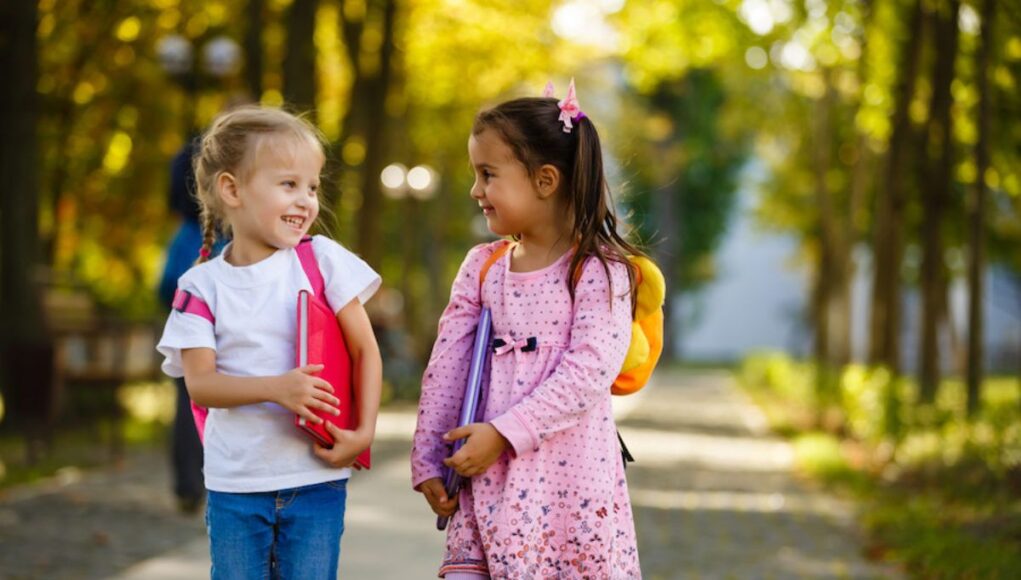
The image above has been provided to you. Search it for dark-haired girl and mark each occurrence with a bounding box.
[412,80,642,579]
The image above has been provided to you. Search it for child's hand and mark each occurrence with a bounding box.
[417,477,458,517]
[313,422,371,469]
[442,423,509,477]
[276,364,340,425]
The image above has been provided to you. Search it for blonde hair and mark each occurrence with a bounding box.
[193,106,326,263]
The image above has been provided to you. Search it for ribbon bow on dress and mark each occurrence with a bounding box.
[493,335,538,355]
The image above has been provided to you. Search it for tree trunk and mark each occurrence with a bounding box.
[845,0,874,364]
[966,0,995,417]
[0,0,44,341]
[244,0,264,100]
[869,0,925,374]
[918,0,960,403]
[811,69,849,406]
[353,0,397,269]
[283,0,318,115]
[0,0,47,435]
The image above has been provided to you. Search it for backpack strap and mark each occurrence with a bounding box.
[478,240,513,294]
[295,236,327,304]
[171,236,325,324]
[172,289,215,324]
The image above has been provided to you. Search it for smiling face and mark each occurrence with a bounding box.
[221,133,324,262]
[468,129,551,238]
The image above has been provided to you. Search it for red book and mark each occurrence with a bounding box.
[294,289,371,469]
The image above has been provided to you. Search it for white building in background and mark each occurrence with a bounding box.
[676,169,1021,374]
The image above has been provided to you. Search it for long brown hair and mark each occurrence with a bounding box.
[472,96,645,306]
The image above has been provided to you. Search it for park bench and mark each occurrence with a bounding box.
[36,284,164,459]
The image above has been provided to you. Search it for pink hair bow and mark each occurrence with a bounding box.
[557,78,583,133]
[543,78,585,133]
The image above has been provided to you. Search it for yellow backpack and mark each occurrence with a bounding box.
[480,242,665,395]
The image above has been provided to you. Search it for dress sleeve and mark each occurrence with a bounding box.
[156,270,216,378]
[410,243,495,489]
[312,235,382,312]
[489,258,632,457]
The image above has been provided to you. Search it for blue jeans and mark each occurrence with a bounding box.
[206,480,347,580]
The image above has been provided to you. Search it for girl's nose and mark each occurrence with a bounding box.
[469,180,483,199]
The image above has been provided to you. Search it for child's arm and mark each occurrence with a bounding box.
[411,244,491,491]
[313,298,382,468]
[181,348,340,425]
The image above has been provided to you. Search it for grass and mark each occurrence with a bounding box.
[736,352,1021,578]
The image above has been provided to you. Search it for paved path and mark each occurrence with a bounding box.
[0,370,901,579]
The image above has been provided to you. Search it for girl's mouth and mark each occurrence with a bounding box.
[282,216,306,230]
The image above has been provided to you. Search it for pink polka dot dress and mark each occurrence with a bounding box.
[412,241,641,579]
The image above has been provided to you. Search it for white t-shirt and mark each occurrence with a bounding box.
[157,235,381,493]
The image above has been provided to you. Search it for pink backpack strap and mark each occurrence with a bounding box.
[171,287,214,443]
[172,288,215,324]
[295,236,328,305]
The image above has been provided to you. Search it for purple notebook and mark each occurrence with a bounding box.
[437,307,493,531]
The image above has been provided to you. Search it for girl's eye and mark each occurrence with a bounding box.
[282,180,297,188]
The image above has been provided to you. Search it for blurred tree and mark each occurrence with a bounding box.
[283,0,317,115]
[337,0,397,269]
[614,0,751,359]
[244,0,265,99]
[918,0,960,403]
[0,0,44,345]
[870,0,925,374]
[966,0,994,416]
[622,72,747,359]
[0,0,65,463]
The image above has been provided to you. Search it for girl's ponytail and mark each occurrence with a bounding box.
[565,117,642,311]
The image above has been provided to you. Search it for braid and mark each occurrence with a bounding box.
[196,209,217,264]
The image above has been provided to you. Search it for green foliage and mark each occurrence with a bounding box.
[737,352,1021,577]
[621,69,749,290]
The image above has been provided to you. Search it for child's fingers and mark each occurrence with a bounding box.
[443,425,473,442]
[298,407,323,425]
[312,390,341,408]
[443,454,475,476]
[311,377,335,393]
[422,480,448,504]
[311,399,340,416]
[322,421,348,438]
[299,364,325,374]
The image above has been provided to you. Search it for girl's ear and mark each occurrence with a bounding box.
[535,164,561,200]
[217,172,242,208]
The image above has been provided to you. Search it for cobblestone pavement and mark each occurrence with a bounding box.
[0,370,902,579]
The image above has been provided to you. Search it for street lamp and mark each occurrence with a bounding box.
[157,33,241,131]
[157,33,241,85]
[380,163,439,201]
